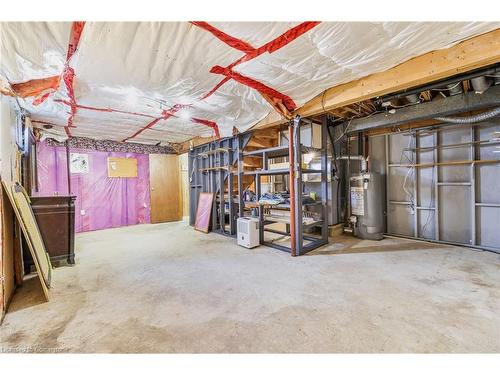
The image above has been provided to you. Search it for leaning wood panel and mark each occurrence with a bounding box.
[194,192,214,233]
[2,181,51,301]
[0,185,11,316]
[1,190,23,314]
[149,154,182,223]
[0,186,3,316]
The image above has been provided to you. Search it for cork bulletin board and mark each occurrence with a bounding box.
[107,157,138,178]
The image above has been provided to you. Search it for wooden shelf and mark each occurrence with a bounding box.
[244,168,289,176]
[243,145,289,158]
[198,166,232,173]
[243,145,321,158]
[198,148,232,157]
[243,168,322,176]
[264,215,322,226]
[244,201,322,210]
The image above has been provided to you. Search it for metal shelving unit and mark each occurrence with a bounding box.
[239,117,328,256]
[189,135,251,237]
[189,117,328,256]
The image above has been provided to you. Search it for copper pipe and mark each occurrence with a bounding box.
[288,123,296,256]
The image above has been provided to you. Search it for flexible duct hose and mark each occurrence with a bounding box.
[434,106,500,124]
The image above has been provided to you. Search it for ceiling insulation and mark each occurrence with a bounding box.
[1,22,498,145]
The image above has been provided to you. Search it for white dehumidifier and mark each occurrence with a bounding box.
[237,217,260,248]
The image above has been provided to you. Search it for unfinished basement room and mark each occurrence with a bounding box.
[1,14,500,359]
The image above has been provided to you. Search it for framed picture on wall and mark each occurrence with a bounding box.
[70,153,89,174]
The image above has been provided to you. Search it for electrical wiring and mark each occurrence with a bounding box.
[402,168,415,213]
[327,117,343,221]
[332,118,353,144]
[397,129,435,236]
[429,81,462,92]
[386,102,418,109]
[421,164,436,237]
[189,155,199,183]
[400,133,416,213]
[322,87,386,144]
[330,110,385,145]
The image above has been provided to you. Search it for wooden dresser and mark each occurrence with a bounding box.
[30,196,76,265]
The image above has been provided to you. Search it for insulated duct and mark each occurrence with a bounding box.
[434,106,500,124]
[335,155,368,172]
[471,76,493,93]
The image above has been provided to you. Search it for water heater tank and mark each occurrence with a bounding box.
[349,172,384,240]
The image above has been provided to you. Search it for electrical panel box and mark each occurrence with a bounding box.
[237,217,260,248]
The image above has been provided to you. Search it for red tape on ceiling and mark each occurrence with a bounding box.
[125,22,319,140]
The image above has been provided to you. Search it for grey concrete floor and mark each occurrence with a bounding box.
[1,221,499,353]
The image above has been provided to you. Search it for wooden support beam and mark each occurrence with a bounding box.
[252,29,500,130]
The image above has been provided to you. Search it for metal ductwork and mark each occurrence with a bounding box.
[471,76,493,93]
[405,94,420,103]
[335,155,368,172]
[434,106,500,124]
[348,85,500,134]
[375,65,500,105]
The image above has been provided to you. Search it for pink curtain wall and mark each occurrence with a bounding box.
[35,141,151,233]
